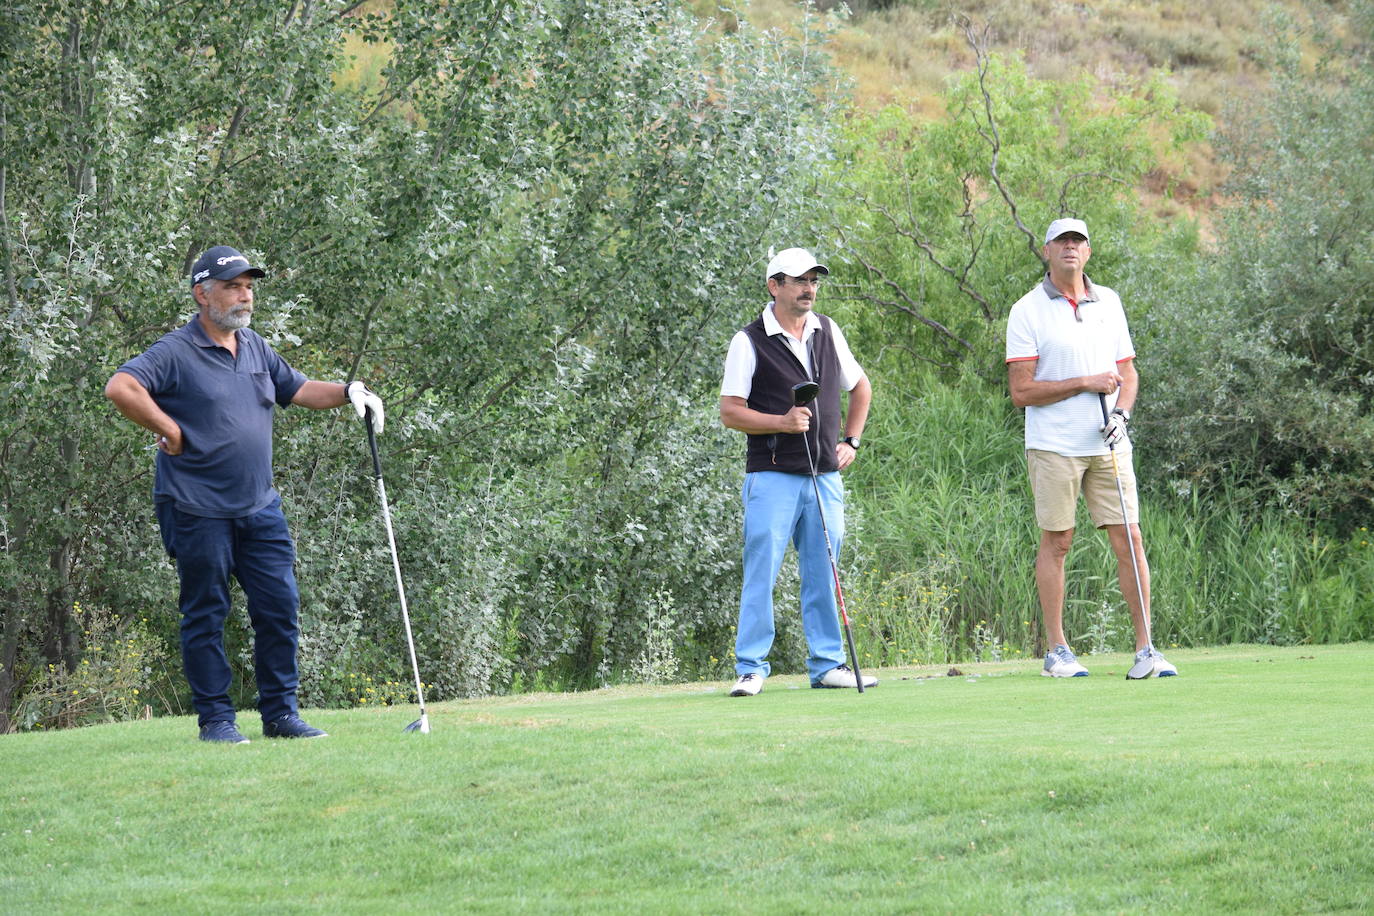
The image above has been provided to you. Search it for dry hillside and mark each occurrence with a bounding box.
[696,0,1350,211]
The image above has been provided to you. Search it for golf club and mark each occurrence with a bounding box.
[792,380,866,693]
[1099,394,1156,680]
[365,408,431,733]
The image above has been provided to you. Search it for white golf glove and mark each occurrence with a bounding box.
[346,381,385,434]
[1100,408,1129,448]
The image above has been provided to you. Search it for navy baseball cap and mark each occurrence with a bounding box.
[190,246,266,286]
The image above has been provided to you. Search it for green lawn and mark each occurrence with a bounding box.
[3,644,1372,913]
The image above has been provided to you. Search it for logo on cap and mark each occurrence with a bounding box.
[189,245,265,286]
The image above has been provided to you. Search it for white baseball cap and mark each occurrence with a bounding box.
[765,247,829,282]
[1044,218,1090,244]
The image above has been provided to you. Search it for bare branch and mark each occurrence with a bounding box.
[302,292,383,492]
[842,187,994,321]
[957,16,1043,270]
[194,101,249,229]
[331,1,372,22]
[432,0,513,164]
[873,341,956,372]
[359,75,422,128]
[1057,171,1129,214]
[843,247,977,358]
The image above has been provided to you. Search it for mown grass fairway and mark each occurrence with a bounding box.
[4,644,1372,913]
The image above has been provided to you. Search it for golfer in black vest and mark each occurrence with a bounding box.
[719,248,874,697]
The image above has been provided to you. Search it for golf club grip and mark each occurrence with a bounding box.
[1098,392,1110,424]
[365,410,383,478]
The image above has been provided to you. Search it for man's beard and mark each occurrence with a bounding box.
[207,303,251,331]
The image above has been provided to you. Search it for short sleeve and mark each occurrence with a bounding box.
[267,350,306,407]
[720,331,756,399]
[828,320,865,391]
[117,338,178,396]
[1005,302,1039,363]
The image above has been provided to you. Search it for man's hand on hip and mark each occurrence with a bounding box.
[156,428,184,455]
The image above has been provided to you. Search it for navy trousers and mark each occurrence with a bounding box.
[156,497,301,727]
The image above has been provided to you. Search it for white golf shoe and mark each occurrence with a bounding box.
[1041,644,1089,677]
[729,673,763,697]
[811,664,878,689]
[1128,646,1178,679]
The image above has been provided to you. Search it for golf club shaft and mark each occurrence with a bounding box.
[1099,394,1152,647]
[368,411,429,720]
[800,422,865,692]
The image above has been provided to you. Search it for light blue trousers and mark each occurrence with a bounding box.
[735,470,846,681]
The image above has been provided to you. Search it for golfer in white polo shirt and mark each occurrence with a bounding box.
[1006,219,1177,679]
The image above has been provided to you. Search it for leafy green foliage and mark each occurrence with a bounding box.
[6,0,1373,729]
[0,0,847,725]
[821,27,1373,658]
[1143,1,1374,529]
[830,44,1209,376]
[10,601,172,730]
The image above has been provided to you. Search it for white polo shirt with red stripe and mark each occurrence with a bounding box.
[1005,275,1134,457]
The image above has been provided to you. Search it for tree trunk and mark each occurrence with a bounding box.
[0,592,18,733]
[44,434,80,671]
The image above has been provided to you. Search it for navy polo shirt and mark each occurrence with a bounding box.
[118,316,306,518]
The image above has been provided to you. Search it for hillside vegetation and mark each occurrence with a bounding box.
[697,0,1350,215]
[3,0,1373,730]
[713,0,1337,111]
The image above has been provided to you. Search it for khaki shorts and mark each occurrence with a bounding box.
[1026,448,1138,531]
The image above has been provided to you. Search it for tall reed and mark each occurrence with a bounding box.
[842,370,1374,663]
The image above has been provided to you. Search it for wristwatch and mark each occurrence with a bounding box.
[842,436,862,450]
[1111,407,1131,423]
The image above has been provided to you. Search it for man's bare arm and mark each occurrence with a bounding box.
[104,371,183,454]
[720,396,812,435]
[291,380,348,410]
[1008,359,1122,408]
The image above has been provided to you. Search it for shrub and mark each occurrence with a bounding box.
[10,602,173,731]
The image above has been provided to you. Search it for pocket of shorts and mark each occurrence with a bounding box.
[251,371,275,407]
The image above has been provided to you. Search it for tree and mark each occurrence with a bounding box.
[829,21,1208,376]
[0,0,846,728]
[1143,1,1374,527]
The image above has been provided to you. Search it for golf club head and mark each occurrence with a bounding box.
[1126,654,1156,680]
[792,381,819,407]
[404,714,431,734]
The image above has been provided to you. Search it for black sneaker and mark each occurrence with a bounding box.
[199,721,250,744]
[262,713,328,739]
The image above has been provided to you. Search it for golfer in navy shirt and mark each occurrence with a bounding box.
[105,246,385,743]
